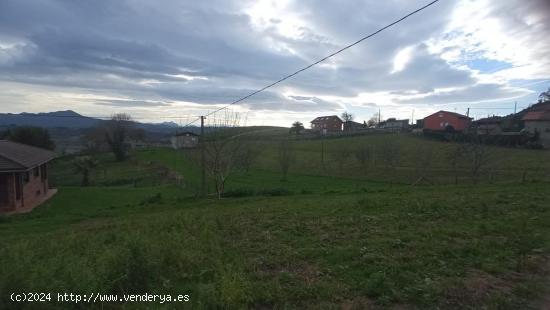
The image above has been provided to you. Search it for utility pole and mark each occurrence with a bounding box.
[514,101,517,114]
[200,116,206,197]
[466,107,470,118]
[378,108,381,124]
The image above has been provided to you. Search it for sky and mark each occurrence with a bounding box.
[0,0,549,127]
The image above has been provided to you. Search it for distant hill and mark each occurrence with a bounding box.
[0,110,100,128]
[0,110,188,133]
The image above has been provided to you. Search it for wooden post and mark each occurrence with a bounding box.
[201,116,206,197]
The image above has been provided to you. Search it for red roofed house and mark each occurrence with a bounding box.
[311,115,343,135]
[423,111,472,133]
[522,109,550,147]
[0,140,57,214]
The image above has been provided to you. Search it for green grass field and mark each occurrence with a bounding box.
[1,133,549,309]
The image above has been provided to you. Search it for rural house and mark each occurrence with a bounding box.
[311,115,343,134]
[343,120,365,132]
[522,109,550,147]
[423,111,471,133]
[0,140,57,214]
[171,132,199,149]
[379,118,410,131]
[474,116,504,135]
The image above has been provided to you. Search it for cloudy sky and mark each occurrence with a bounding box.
[1,0,549,126]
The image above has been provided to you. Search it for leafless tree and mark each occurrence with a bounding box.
[446,143,465,185]
[367,112,380,128]
[354,145,371,175]
[380,139,400,186]
[236,142,260,174]
[464,137,493,184]
[73,156,98,186]
[333,145,352,171]
[203,111,244,198]
[412,143,434,185]
[104,113,133,161]
[278,139,295,181]
[341,112,354,122]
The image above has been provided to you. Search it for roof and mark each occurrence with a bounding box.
[474,116,504,125]
[0,140,56,172]
[522,110,550,121]
[311,115,342,123]
[425,110,471,120]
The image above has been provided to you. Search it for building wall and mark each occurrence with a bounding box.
[311,120,342,132]
[525,120,550,146]
[171,136,199,149]
[424,112,470,132]
[0,173,16,211]
[0,164,50,212]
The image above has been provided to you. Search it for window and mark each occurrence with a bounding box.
[33,167,40,177]
[15,175,22,200]
[23,172,30,183]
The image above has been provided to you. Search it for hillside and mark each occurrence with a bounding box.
[2,133,550,309]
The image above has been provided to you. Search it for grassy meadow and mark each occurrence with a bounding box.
[1,132,549,309]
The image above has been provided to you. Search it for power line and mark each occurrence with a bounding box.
[183,0,442,127]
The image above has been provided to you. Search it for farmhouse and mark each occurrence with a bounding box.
[311,115,343,134]
[343,120,364,132]
[522,109,550,147]
[171,132,199,149]
[0,140,57,214]
[474,116,504,135]
[423,111,471,132]
[379,118,410,131]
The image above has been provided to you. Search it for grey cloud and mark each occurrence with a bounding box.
[93,99,172,108]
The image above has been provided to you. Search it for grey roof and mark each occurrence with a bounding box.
[0,140,56,172]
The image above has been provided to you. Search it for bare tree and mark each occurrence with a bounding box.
[73,156,98,186]
[447,143,465,185]
[464,137,493,184]
[278,139,295,181]
[380,139,400,186]
[236,142,260,174]
[354,145,371,175]
[412,143,434,185]
[341,112,354,122]
[367,112,380,128]
[333,145,352,172]
[203,111,244,198]
[104,113,133,161]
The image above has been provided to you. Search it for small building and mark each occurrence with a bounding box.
[171,132,199,149]
[423,111,471,132]
[311,115,343,134]
[343,120,365,132]
[379,118,410,131]
[0,140,57,214]
[522,109,550,147]
[474,117,504,135]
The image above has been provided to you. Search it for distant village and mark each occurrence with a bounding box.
[304,100,550,148]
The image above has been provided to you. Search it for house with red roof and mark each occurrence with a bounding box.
[423,111,472,133]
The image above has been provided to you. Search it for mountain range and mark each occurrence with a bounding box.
[0,110,183,132]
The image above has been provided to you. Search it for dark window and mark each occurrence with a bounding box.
[33,167,40,177]
[23,172,30,183]
[0,175,8,204]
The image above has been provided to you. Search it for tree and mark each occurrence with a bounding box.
[412,144,434,185]
[104,113,133,161]
[290,121,304,135]
[380,139,400,186]
[447,143,465,185]
[367,112,380,128]
[538,87,550,103]
[73,156,98,186]
[464,137,493,184]
[236,142,260,174]
[203,111,244,198]
[341,112,354,122]
[6,126,55,150]
[354,145,371,175]
[278,139,295,181]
